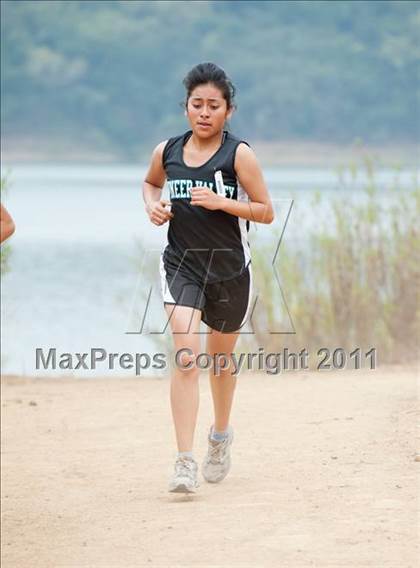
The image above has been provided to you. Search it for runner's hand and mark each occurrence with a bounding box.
[190,187,222,211]
[146,200,173,225]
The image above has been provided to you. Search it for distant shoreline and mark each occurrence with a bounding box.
[1,138,418,168]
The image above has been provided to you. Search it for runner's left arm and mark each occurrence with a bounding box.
[190,143,274,224]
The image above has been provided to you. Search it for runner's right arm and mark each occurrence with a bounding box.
[142,141,173,226]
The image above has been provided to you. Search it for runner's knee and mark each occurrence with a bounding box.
[176,349,199,375]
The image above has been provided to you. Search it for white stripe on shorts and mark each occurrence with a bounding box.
[159,253,176,303]
[239,263,253,329]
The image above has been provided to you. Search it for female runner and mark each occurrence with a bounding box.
[143,62,274,493]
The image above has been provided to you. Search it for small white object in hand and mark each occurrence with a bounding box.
[214,170,225,196]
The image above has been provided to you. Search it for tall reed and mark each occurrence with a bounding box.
[244,157,419,366]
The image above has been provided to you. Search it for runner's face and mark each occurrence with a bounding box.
[186,83,232,138]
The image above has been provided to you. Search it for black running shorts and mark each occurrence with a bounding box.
[160,255,253,333]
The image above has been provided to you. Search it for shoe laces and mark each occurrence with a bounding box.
[174,457,196,477]
[208,437,229,464]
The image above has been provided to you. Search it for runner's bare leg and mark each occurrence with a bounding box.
[206,329,240,432]
[165,304,202,452]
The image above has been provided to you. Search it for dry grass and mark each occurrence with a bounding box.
[249,157,419,365]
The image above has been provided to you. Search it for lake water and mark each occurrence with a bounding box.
[1,163,416,377]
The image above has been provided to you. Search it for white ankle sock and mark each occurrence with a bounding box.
[178,451,194,460]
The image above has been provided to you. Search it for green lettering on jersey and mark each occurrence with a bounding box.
[168,179,234,200]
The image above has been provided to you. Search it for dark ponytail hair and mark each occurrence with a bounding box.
[182,62,236,110]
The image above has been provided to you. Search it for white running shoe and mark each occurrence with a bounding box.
[168,456,199,493]
[202,425,234,483]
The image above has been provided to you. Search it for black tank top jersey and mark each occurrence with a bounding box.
[162,129,251,284]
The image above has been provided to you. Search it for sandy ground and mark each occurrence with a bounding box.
[1,366,419,568]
